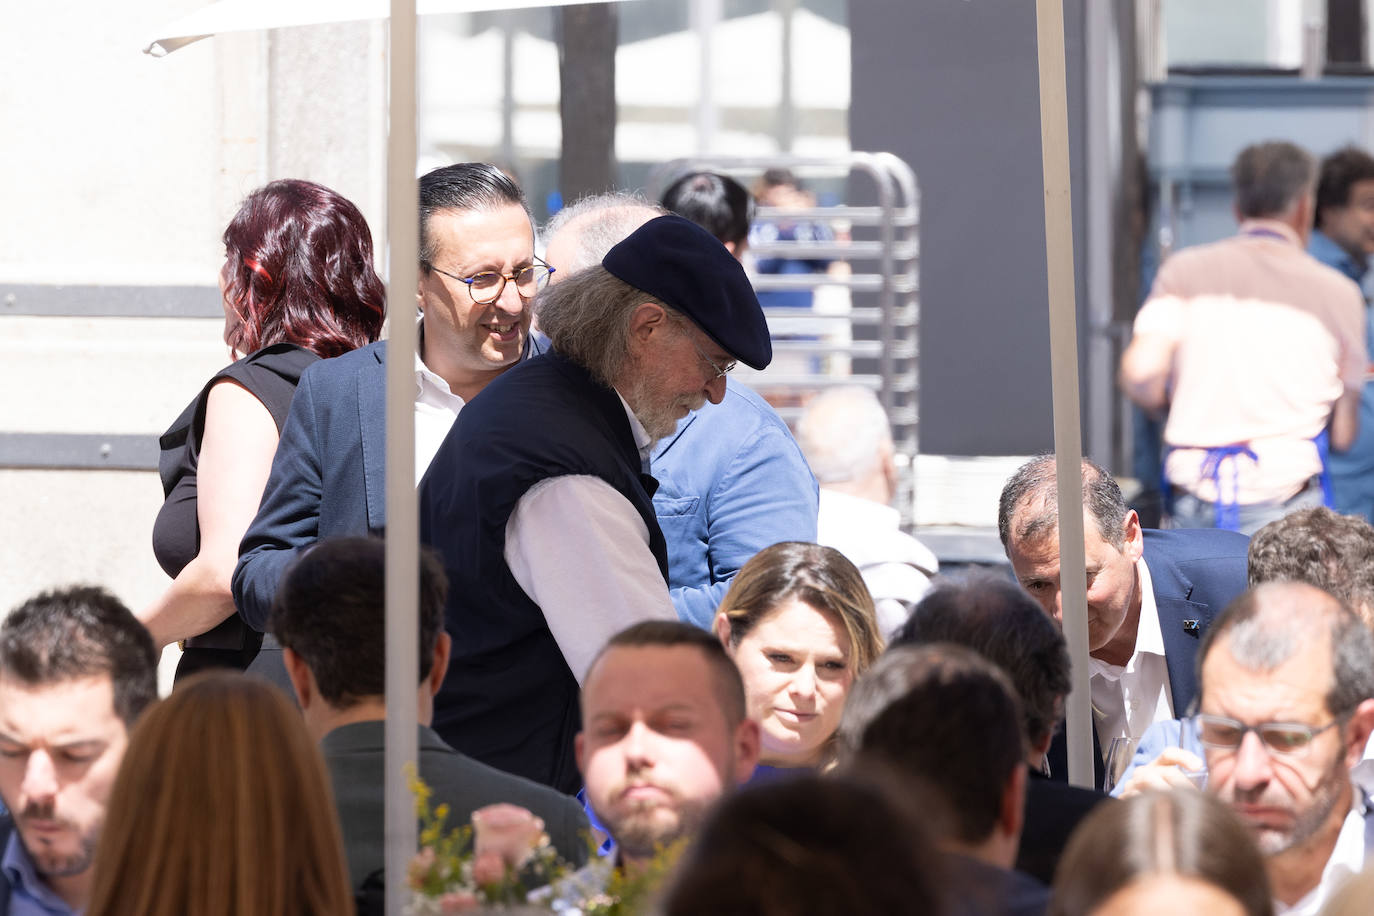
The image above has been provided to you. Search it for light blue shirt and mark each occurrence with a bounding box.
[1310,230,1374,524]
[1,830,80,915]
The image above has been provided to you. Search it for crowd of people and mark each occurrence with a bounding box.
[7,140,1374,914]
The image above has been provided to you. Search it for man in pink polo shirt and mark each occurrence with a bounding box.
[1121,140,1367,534]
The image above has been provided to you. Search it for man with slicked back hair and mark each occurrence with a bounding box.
[234,164,548,676]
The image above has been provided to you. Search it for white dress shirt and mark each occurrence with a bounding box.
[1089,557,1176,756]
[414,319,467,480]
[504,392,676,685]
[815,488,939,637]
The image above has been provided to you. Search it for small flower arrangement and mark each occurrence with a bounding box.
[405,769,569,914]
[404,769,686,915]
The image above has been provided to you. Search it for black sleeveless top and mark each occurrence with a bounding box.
[152,343,318,650]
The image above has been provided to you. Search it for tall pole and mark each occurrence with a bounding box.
[384,0,420,912]
[1035,0,1094,789]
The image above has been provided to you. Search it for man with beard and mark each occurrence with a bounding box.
[420,214,772,792]
[541,192,817,629]
[575,621,759,869]
[0,586,158,914]
[1184,581,1374,914]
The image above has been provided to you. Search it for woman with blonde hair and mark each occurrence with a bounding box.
[87,672,354,916]
[714,541,883,779]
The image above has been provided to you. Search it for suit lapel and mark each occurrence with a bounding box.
[358,345,388,533]
[1143,549,1209,716]
[1156,594,1210,715]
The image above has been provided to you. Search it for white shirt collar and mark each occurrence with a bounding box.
[1089,556,1164,682]
[413,316,458,400]
[614,391,654,471]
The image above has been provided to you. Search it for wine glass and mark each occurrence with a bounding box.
[1104,736,1137,793]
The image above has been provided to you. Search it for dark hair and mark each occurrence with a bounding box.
[661,773,945,916]
[1230,141,1315,220]
[758,167,800,191]
[1248,507,1374,618]
[839,644,1024,845]
[590,620,747,726]
[660,172,753,248]
[0,586,157,728]
[418,162,528,266]
[891,571,1070,749]
[269,537,447,707]
[222,179,386,359]
[1315,146,1374,228]
[1051,791,1273,916]
[998,455,1128,551]
[1199,582,1374,720]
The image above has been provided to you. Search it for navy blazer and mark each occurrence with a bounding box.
[1046,526,1249,784]
[650,379,819,628]
[1141,527,1250,714]
[232,341,388,629]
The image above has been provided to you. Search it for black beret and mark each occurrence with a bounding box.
[602,213,772,370]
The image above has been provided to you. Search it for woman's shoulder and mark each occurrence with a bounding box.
[225,343,320,383]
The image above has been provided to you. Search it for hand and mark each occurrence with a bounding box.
[1117,747,1206,798]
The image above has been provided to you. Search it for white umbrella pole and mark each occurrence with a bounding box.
[1035,0,1093,789]
[384,0,420,911]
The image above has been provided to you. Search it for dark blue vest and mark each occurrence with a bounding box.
[420,349,668,793]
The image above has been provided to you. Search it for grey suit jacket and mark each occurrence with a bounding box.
[322,721,590,891]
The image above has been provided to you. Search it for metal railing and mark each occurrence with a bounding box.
[648,152,921,525]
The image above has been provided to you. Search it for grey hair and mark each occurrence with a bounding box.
[540,192,665,275]
[997,455,1128,551]
[1231,141,1316,220]
[537,265,668,387]
[796,386,893,485]
[1200,582,1374,719]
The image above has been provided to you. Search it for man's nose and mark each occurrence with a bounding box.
[494,277,525,315]
[706,374,727,404]
[20,752,57,803]
[622,720,654,767]
[1231,730,1274,791]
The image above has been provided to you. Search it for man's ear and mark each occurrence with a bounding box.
[282,647,313,710]
[428,632,453,698]
[1000,761,1028,840]
[1121,508,1145,562]
[1344,697,1374,771]
[733,718,762,785]
[627,302,668,347]
[574,731,587,780]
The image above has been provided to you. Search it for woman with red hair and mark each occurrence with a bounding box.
[145,179,385,680]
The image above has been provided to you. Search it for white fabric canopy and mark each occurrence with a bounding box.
[144,0,627,57]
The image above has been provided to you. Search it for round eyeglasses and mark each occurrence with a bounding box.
[424,259,554,304]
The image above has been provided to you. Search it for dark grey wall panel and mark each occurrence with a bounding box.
[849,0,1087,456]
